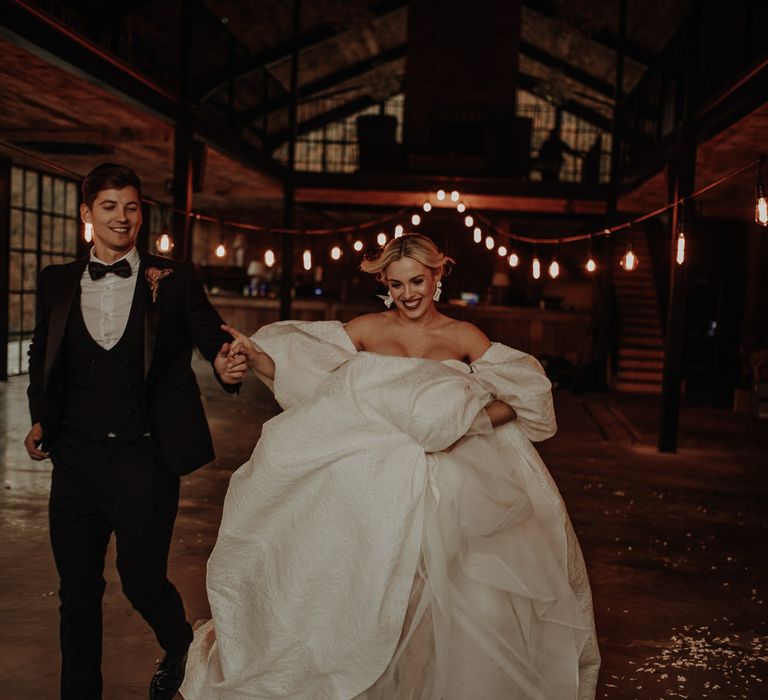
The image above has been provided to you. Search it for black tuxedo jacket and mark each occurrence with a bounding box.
[27,248,237,475]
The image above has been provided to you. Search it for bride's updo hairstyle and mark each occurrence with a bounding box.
[360,233,454,282]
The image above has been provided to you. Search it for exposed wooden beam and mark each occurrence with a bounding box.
[237,44,406,126]
[0,0,285,181]
[522,0,658,69]
[193,0,409,104]
[519,39,614,99]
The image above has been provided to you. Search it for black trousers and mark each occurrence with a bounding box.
[48,428,193,700]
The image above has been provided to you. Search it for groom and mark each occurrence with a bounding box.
[24,162,246,699]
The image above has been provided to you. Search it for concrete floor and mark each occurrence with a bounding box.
[1,361,767,699]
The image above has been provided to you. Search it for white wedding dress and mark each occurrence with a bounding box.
[181,320,599,700]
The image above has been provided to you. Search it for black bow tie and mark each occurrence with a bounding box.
[88,259,132,281]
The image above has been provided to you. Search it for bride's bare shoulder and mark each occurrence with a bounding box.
[344,312,393,349]
[446,319,491,362]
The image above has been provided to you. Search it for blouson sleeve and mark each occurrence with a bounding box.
[470,343,557,442]
[351,359,493,453]
[250,320,356,410]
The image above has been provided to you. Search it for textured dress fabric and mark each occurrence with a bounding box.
[181,321,599,700]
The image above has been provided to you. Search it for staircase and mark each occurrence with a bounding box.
[613,232,664,394]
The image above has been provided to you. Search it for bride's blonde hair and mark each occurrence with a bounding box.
[360,234,454,282]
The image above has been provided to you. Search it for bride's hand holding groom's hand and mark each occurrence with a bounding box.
[221,324,276,380]
[214,338,249,385]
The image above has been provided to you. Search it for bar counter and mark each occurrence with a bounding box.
[210,295,592,364]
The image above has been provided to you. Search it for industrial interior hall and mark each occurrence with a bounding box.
[0,0,766,698]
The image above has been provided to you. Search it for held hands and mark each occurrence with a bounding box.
[24,422,49,461]
[214,334,249,385]
[221,324,276,380]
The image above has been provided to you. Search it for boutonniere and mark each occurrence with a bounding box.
[145,267,173,303]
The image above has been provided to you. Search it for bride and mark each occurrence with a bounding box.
[181,234,599,699]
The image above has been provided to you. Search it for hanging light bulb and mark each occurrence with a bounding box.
[676,231,686,265]
[457,202,466,213]
[84,222,93,243]
[436,189,446,201]
[377,232,387,246]
[411,213,421,226]
[422,201,432,212]
[157,232,173,253]
[585,233,596,272]
[330,245,342,261]
[450,190,460,202]
[532,256,541,280]
[353,240,364,252]
[464,215,473,227]
[485,236,495,250]
[508,252,520,268]
[264,249,276,267]
[620,239,638,271]
[215,243,226,258]
[302,249,312,271]
[548,258,560,279]
[755,182,768,226]
[498,245,508,256]
[473,226,482,243]
[394,224,404,236]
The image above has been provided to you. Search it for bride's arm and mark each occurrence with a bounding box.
[221,324,276,380]
[461,322,518,428]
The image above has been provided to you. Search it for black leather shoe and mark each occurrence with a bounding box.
[149,650,188,700]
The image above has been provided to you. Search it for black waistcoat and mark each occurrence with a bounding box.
[62,279,148,441]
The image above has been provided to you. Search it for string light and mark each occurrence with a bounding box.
[84,222,93,242]
[585,233,596,272]
[548,258,560,279]
[423,202,432,212]
[302,249,312,271]
[473,227,482,243]
[508,252,520,268]
[215,243,226,258]
[450,190,460,202]
[532,256,541,280]
[436,189,446,201]
[620,236,638,271]
[498,245,508,256]
[411,213,421,226]
[464,215,474,227]
[377,232,387,246]
[485,236,495,250]
[353,240,363,252]
[756,158,768,226]
[264,249,276,267]
[330,245,342,261]
[675,206,686,265]
[157,232,173,253]
[394,224,404,236]
[457,203,466,213]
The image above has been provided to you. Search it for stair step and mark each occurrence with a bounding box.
[614,381,662,394]
[617,370,663,381]
[619,348,664,360]
[619,357,664,373]
[620,335,664,346]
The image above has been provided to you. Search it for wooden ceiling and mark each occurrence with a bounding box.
[1,0,763,223]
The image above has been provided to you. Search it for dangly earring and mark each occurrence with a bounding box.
[433,280,442,302]
[84,222,94,243]
[377,292,394,308]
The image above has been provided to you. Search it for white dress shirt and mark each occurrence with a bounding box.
[80,247,141,350]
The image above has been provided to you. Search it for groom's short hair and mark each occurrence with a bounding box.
[82,163,142,209]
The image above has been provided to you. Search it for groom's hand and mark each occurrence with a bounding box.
[24,422,49,461]
[215,342,248,384]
